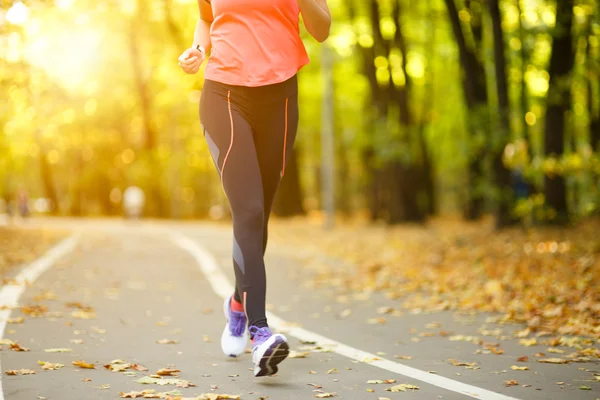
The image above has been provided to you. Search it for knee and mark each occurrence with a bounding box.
[235,203,264,230]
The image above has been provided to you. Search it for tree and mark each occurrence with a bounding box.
[543,0,575,222]
[488,0,515,228]
[443,0,489,220]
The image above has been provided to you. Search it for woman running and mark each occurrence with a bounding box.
[178,0,331,377]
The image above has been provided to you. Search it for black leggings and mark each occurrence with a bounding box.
[199,76,299,329]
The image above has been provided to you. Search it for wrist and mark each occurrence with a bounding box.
[195,44,206,58]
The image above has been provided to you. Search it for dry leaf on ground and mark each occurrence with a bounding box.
[38,361,64,370]
[504,380,518,387]
[156,368,180,376]
[5,369,36,375]
[44,348,72,353]
[289,351,310,359]
[510,366,529,371]
[198,394,241,400]
[9,343,29,352]
[538,358,569,364]
[314,394,335,398]
[385,384,419,392]
[156,339,179,345]
[72,360,95,369]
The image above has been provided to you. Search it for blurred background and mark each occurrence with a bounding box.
[0,0,598,228]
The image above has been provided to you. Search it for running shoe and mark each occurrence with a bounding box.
[220,296,248,357]
[249,326,289,377]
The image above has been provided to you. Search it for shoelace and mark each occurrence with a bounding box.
[229,310,246,337]
[248,326,271,346]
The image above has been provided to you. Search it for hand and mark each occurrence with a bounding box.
[178,48,204,74]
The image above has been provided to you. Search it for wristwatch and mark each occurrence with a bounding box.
[196,45,206,58]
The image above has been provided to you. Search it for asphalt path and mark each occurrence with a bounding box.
[0,218,598,400]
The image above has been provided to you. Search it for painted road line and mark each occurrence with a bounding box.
[0,235,79,400]
[170,232,521,400]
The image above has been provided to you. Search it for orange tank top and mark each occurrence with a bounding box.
[204,0,310,87]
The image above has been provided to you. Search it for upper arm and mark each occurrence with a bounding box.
[199,0,214,22]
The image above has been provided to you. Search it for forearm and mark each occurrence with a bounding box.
[298,0,331,42]
[192,18,212,53]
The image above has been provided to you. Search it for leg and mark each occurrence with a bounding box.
[200,84,267,329]
[254,94,300,255]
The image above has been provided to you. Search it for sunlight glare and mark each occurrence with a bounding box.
[55,0,75,11]
[6,2,29,25]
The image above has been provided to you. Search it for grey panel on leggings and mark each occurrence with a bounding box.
[204,129,221,173]
[233,236,245,274]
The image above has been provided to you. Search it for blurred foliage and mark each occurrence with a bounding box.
[0,0,598,224]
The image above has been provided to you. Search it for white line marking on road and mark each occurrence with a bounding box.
[170,232,521,400]
[0,235,79,400]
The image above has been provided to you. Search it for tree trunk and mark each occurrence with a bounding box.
[489,0,516,228]
[543,0,574,223]
[443,0,488,220]
[273,148,305,217]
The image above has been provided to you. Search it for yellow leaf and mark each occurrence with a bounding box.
[156,339,179,345]
[385,384,419,392]
[519,338,537,347]
[289,351,310,359]
[156,368,180,376]
[510,365,529,371]
[44,348,72,353]
[327,368,338,374]
[71,310,96,319]
[538,358,569,364]
[38,361,65,370]
[72,360,95,369]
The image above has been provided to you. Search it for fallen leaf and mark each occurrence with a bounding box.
[44,348,72,353]
[82,378,92,382]
[5,369,36,375]
[309,370,317,374]
[489,347,504,355]
[367,388,375,393]
[378,398,391,400]
[38,361,64,370]
[71,310,96,319]
[8,317,24,324]
[377,306,393,314]
[203,335,211,343]
[156,339,179,345]
[327,368,338,374]
[289,351,310,359]
[385,384,419,392]
[448,359,478,368]
[72,360,95,369]
[504,380,518,387]
[156,368,180,376]
[136,376,195,387]
[533,352,545,357]
[308,383,323,389]
[367,317,386,325]
[579,386,591,390]
[547,348,565,354]
[394,355,412,360]
[9,343,29,352]
[314,394,335,398]
[517,356,529,362]
[519,338,537,347]
[132,364,149,371]
[97,384,110,389]
[538,358,569,364]
[511,366,529,371]
[70,339,84,344]
[198,394,240,400]
[21,305,48,317]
